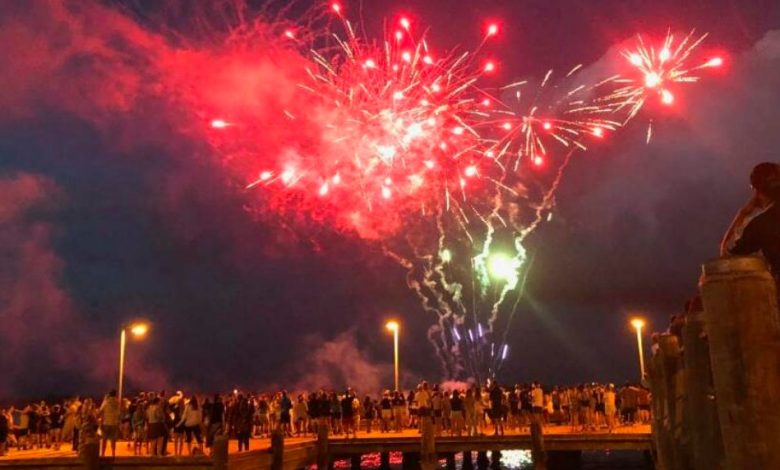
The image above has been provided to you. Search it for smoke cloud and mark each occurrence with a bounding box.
[0,173,169,400]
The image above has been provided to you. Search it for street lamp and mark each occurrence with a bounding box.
[631,318,646,381]
[118,322,149,407]
[386,321,400,391]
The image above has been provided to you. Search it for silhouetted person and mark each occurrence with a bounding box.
[722,162,780,280]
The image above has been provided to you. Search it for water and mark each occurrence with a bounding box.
[333,450,654,469]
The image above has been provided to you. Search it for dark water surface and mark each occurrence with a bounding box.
[334,450,654,469]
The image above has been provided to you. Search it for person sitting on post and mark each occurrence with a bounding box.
[721,162,780,281]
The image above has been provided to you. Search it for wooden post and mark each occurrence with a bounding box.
[682,306,724,470]
[351,455,362,470]
[380,451,392,470]
[445,452,456,470]
[700,256,780,469]
[211,433,229,470]
[476,451,490,470]
[421,417,436,470]
[489,450,501,470]
[78,440,99,470]
[402,452,421,470]
[649,339,673,470]
[530,421,547,470]
[462,451,474,470]
[317,422,330,470]
[271,429,285,470]
[657,333,690,470]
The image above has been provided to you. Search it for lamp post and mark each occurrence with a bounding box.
[631,318,646,380]
[118,322,149,407]
[386,321,400,391]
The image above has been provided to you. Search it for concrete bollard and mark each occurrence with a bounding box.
[212,433,229,470]
[682,307,724,470]
[700,256,780,469]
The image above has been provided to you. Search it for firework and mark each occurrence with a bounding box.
[231,8,502,238]
[603,30,723,141]
[203,5,723,380]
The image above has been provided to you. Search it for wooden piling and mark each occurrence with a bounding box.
[78,441,99,470]
[317,423,330,470]
[476,451,489,470]
[700,256,780,469]
[649,338,673,470]
[380,451,391,470]
[462,450,474,470]
[212,434,229,470]
[271,429,285,470]
[657,333,690,470]
[445,452,457,470]
[421,417,436,470]
[530,421,547,470]
[682,306,724,470]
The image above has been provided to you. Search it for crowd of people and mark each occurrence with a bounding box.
[0,381,650,458]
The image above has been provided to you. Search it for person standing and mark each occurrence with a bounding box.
[146,397,166,456]
[392,391,405,432]
[178,396,203,455]
[98,390,120,457]
[340,391,357,439]
[131,399,147,455]
[0,408,8,456]
[464,388,477,437]
[279,391,293,438]
[450,390,465,437]
[206,394,224,452]
[235,395,254,452]
[49,404,64,450]
[604,384,617,432]
[531,383,545,427]
[379,392,392,433]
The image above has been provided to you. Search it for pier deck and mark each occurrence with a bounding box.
[0,425,651,469]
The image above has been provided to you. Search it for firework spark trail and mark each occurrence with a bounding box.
[600,30,723,140]
[202,3,723,380]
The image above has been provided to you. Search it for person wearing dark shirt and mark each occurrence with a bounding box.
[379,392,393,432]
[723,162,780,279]
[450,390,464,436]
[0,410,8,456]
[489,383,504,436]
[206,395,224,450]
[341,391,356,438]
[279,391,293,437]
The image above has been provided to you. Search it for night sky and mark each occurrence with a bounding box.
[1,0,779,400]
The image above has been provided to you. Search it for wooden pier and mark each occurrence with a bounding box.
[0,425,651,470]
